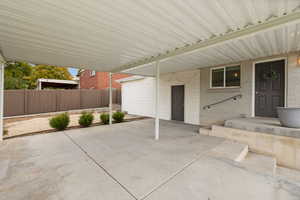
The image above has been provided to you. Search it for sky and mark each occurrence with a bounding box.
[68,67,78,77]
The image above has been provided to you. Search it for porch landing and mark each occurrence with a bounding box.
[225,117,300,139]
[207,117,300,170]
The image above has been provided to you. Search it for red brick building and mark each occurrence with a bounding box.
[79,70,130,89]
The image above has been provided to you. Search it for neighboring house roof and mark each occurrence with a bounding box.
[37,78,78,85]
[72,77,79,81]
[116,76,145,83]
[76,69,85,77]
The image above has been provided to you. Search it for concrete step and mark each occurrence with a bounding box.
[210,124,300,171]
[241,152,276,176]
[208,140,248,162]
[225,117,300,139]
[198,127,211,136]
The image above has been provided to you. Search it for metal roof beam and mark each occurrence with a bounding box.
[112,11,300,73]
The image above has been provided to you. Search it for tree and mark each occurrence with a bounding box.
[28,65,73,89]
[4,62,73,89]
[4,62,32,89]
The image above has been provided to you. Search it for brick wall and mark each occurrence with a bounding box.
[80,70,130,89]
[79,70,99,89]
[100,72,130,89]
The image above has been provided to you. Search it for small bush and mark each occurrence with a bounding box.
[79,112,94,127]
[49,113,70,131]
[100,113,110,124]
[113,111,125,123]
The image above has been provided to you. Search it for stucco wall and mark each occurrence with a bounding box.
[121,70,200,125]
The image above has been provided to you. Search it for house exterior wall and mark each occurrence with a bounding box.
[121,53,300,127]
[287,53,300,107]
[199,61,253,126]
[199,52,300,126]
[122,77,156,117]
[121,70,200,125]
[100,72,130,89]
[79,70,130,89]
[80,70,99,89]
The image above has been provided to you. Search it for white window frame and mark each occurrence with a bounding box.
[210,65,241,89]
[90,70,96,76]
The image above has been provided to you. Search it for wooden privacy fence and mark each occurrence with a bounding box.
[4,89,121,117]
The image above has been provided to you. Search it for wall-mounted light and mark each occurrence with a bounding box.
[298,55,300,65]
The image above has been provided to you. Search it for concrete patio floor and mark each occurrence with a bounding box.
[0,119,300,200]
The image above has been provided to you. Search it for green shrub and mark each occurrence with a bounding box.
[113,111,125,123]
[49,113,70,130]
[79,112,94,127]
[100,113,110,124]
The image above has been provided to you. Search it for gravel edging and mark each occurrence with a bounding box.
[4,117,149,140]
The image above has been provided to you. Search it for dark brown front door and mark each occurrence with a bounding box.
[255,60,285,118]
[171,85,184,121]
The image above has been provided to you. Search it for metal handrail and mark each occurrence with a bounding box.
[203,94,242,110]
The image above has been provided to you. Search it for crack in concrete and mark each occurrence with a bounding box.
[62,131,138,200]
[62,130,219,200]
[139,151,212,200]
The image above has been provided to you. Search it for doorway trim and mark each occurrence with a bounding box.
[251,57,288,117]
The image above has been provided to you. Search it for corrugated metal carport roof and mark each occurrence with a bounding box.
[124,22,300,76]
[0,0,300,75]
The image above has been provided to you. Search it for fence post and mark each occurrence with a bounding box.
[79,89,82,109]
[56,90,59,112]
[24,89,27,115]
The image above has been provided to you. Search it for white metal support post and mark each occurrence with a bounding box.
[0,62,4,141]
[155,61,160,140]
[37,80,42,90]
[109,72,113,125]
